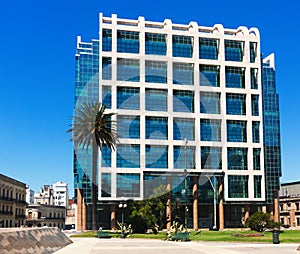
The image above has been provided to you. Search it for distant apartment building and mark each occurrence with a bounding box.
[34,182,68,207]
[26,185,34,204]
[65,198,76,230]
[0,174,27,227]
[25,204,66,229]
[73,14,282,230]
[280,181,300,227]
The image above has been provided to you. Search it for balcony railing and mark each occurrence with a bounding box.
[0,196,27,204]
[0,210,13,215]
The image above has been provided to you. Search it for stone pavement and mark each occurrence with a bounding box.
[54,238,300,254]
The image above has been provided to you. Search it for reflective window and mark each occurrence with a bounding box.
[225,67,245,88]
[116,173,140,198]
[173,90,194,113]
[201,147,222,169]
[225,40,243,61]
[102,29,112,51]
[173,62,194,85]
[145,61,167,84]
[228,175,248,198]
[174,146,195,169]
[173,118,195,140]
[200,119,221,141]
[227,120,247,142]
[200,92,220,114]
[251,95,259,116]
[117,87,139,110]
[146,145,168,169]
[252,121,260,143]
[253,148,261,170]
[146,116,168,140]
[251,68,258,89]
[145,33,166,55]
[101,145,111,167]
[227,147,248,170]
[145,89,167,111]
[254,175,262,198]
[172,35,193,58]
[101,173,111,197]
[117,144,140,168]
[226,93,246,115]
[199,38,218,60]
[102,57,111,80]
[117,115,140,139]
[200,65,220,87]
[117,30,139,53]
[102,86,111,109]
[117,58,140,82]
[250,42,257,63]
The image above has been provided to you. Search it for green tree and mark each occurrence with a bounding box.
[246,211,281,232]
[68,102,118,231]
[129,185,169,233]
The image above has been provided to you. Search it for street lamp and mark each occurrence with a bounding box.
[184,138,188,228]
[205,175,217,230]
[118,202,127,239]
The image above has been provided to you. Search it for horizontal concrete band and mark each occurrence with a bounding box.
[0,227,72,254]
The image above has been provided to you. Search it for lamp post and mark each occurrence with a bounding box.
[184,138,188,228]
[118,202,127,239]
[205,175,217,230]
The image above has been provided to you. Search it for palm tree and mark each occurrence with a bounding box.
[68,101,118,231]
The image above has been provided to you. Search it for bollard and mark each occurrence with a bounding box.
[272,230,280,244]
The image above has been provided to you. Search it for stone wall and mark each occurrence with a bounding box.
[0,227,72,254]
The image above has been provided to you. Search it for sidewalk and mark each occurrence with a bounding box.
[54,238,300,254]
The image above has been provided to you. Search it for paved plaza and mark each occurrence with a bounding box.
[54,238,300,254]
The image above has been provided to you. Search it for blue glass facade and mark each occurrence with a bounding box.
[145,61,167,84]
[200,92,220,114]
[116,173,140,197]
[173,63,194,85]
[199,38,218,60]
[117,30,139,53]
[102,86,111,109]
[252,121,260,143]
[117,144,140,168]
[201,147,222,170]
[117,58,140,82]
[225,67,245,88]
[227,147,248,170]
[225,40,243,62]
[173,90,194,113]
[200,65,220,87]
[172,35,193,58]
[101,145,111,167]
[262,57,282,203]
[174,146,195,169]
[227,120,247,142]
[253,148,261,170]
[145,33,166,55]
[146,116,168,140]
[200,119,221,141]
[173,118,195,140]
[250,42,257,63]
[117,87,140,110]
[226,93,246,115]
[251,68,258,89]
[146,145,168,169]
[251,95,259,116]
[102,29,112,51]
[102,57,112,80]
[117,115,140,139]
[228,175,248,198]
[101,173,111,197]
[145,89,167,111]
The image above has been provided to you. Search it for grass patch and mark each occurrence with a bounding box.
[70,230,300,243]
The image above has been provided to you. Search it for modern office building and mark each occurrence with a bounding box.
[73,14,281,229]
[0,174,27,227]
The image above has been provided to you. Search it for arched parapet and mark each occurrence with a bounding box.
[212,24,224,35]
[164,19,172,30]
[249,27,260,41]
[236,26,248,37]
[189,21,198,32]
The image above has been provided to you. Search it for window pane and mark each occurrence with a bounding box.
[173,90,194,113]
[200,65,220,87]
[253,148,261,170]
[254,175,262,198]
[199,38,218,60]
[225,40,243,62]
[102,86,111,109]
[101,173,111,197]
[200,119,221,141]
[173,118,195,140]
[173,62,194,85]
[117,87,140,110]
[251,68,258,89]
[145,33,166,55]
[227,120,247,142]
[226,93,246,115]
[117,173,140,198]
[101,145,111,167]
[228,175,248,198]
[173,35,193,58]
[117,115,140,139]
[252,121,260,143]
[200,92,220,114]
[146,117,168,140]
[145,89,167,111]
[117,144,140,168]
[174,146,195,169]
[146,145,168,169]
[251,95,259,116]
[117,58,140,82]
[227,147,248,170]
[250,42,257,63]
[117,30,139,54]
[201,147,222,169]
[225,67,245,88]
[102,29,112,51]
[102,57,111,80]
[145,61,167,84]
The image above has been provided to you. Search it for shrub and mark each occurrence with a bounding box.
[246,211,282,232]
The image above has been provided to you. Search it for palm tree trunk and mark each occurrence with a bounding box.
[92,143,98,231]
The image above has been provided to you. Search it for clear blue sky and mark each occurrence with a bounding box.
[0,0,299,196]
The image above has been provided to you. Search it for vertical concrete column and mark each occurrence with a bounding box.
[290,203,296,227]
[111,204,116,230]
[244,204,250,223]
[76,188,83,231]
[166,176,172,230]
[218,178,224,230]
[82,201,87,230]
[193,176,198,230]
[273,190,279,222]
